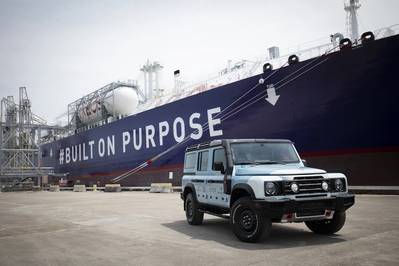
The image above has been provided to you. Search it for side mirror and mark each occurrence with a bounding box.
[301,159,307,166]
[214,162,225,174]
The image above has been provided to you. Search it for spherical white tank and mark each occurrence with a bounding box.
[103,86,139,116]
[77,87,139,125]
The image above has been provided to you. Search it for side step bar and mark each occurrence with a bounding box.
[199,209,230,219]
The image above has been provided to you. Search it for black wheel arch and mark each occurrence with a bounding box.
[183,183,198,210]
[230,184,256,208]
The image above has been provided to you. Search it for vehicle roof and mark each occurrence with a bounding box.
[185,139,293,152]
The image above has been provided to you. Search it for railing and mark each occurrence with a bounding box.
[138,25,399,113]
[50,25,399,140]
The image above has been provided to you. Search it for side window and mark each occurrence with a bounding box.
[212,148,226,171]
[197,150,209,171]
[184,153,196,170]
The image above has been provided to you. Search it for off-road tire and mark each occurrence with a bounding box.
[230,197,271,243]
[185,193,204,225]
[305,211,346,235]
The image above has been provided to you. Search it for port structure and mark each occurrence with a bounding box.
[0,87,66,191]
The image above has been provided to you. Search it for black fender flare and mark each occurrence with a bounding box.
[183,183,198,203]
[230,183,256,206]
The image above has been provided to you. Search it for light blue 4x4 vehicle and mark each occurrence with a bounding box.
[181,139,355,242]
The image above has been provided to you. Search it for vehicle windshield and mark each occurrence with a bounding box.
[230,142,300,165]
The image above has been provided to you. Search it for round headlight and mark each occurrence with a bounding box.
[290,183,299,193]
[335,179,344,191]
[265,182,277,196]
[322,181,329,191]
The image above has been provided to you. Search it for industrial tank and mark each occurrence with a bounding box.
[103,86,139,116]
[77,87,139,125]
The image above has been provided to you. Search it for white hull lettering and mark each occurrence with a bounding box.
[57,107,223,165]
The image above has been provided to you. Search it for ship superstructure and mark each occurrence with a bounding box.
[39,2,399,187]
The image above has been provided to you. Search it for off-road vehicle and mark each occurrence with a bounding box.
[181,139,355,242]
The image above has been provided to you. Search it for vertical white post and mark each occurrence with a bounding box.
[155,70,159,97]
[345,0,360,41]
[143,71,148,99]
[148,71,153,100]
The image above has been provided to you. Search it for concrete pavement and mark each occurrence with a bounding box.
[0,192,398,266]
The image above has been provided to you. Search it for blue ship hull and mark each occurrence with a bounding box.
[40,35,399,186]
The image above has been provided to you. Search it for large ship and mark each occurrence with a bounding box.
[40,3,399,187]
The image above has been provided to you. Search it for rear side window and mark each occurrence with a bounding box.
[212,148,226,170]
[184,153,196,170]
[197,150,209,171]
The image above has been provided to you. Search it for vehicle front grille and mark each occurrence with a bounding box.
[283,176,327,195]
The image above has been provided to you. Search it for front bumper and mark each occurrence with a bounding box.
[253,194,355,221]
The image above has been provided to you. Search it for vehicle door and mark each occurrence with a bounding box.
[195,149,211,204]
[207,147,229,208]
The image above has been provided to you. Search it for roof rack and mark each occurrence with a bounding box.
[185,138,293,152]
[186,142,211,152]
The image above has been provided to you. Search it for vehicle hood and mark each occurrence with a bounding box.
[234,164,326,176]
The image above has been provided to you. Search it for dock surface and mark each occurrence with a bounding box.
[0,192,398,266]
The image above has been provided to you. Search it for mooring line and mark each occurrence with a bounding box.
[111,41,345,183]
